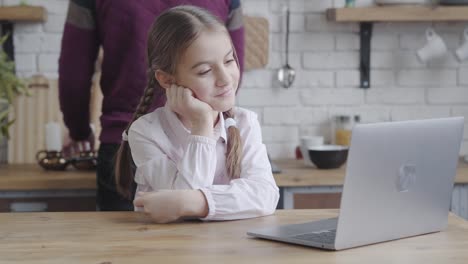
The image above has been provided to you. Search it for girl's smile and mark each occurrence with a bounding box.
[215,88,233,98]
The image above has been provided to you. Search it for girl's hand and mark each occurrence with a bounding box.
[134,190,184,223]
[134,190,209,223]
[166,84,213,125]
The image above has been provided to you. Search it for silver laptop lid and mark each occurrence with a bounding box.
[335,117,464,250]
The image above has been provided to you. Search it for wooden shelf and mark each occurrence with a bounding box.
[0,6,46,22]
[326,5,468,88]
[327,6,468,22]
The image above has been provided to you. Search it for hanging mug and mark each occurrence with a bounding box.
[456,27,468,62]
[416,28,447,64]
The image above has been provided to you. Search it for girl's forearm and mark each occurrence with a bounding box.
[180,190,209,218]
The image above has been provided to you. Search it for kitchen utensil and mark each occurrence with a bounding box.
[244,16,270,70]
[277,7,295,88]
[70,151,98,170]
[36,150,68,170]
[308,145,349,169]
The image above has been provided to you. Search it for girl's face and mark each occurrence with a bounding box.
[174,29,240,113]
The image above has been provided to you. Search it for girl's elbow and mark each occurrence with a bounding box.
[259,188,280,216]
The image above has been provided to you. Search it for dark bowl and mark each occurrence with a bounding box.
[308,145,349,169]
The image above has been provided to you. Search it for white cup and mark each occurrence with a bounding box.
[417,28,447,64]
[456,28,468,62]
[300,136,324,167]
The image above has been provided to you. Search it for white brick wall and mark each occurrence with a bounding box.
[391,106,451,121]
[4,0,468,159]
[366,88,426,105]
[303,52,359,69]
[263,107,329,125]
[5,0,68,79]
[397,69,457,87]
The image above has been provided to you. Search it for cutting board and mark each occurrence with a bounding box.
[244,16,269,71]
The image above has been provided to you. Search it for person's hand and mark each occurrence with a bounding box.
[134,190,209,223]
[166,84,214,126]
[134,190,185,223]
[62,131,95,159]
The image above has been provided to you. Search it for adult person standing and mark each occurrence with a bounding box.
[58,0,244,211]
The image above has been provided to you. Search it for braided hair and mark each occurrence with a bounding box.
[115,70,157,198]
[115,5,243,199]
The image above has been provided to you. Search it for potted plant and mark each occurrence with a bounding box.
[0,34,28,139]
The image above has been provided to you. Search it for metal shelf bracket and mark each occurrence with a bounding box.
[360,22,372,89]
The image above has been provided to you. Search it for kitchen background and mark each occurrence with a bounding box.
[1,0,468,162]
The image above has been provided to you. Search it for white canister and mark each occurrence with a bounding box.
[45,122,62,151]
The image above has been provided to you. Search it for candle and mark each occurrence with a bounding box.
[45,122,62,151]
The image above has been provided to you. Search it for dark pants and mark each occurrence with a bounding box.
[96,144,136,211]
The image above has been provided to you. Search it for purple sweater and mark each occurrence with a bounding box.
[59,0,244,144]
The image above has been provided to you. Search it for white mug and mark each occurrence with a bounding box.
[300,136,324,167]
[455,28,468,62]
[417,28,447,64]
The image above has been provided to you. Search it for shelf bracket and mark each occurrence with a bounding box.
[360,22,372,89]
[1,22,15,61]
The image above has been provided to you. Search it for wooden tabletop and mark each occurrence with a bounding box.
[2,159,468,191]
[0,209,467,263]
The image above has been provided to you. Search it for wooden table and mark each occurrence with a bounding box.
[0,209,467,263]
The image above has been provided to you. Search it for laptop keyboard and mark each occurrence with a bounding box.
[291,229,337,244]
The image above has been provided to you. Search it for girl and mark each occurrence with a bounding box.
[115,5,279,223]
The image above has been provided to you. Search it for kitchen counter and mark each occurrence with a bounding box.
[272,160,468,220]
[0,164,95,191]
[273,159,468,186]
[1,160,468,217]
[2,159,468,191]
[0,165,96,212]
[1,209,467,263]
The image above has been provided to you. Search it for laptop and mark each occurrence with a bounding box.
[248,117,464,250]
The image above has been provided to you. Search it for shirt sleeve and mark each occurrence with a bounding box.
[199,111,280,221]
[58,0,99,140]
[227,0,245,74]
[128,119,218,192]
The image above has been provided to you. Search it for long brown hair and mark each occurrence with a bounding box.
[115,5,243,199]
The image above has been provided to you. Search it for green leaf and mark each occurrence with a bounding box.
[0,108,10,121]
[0,34,29,138]
[0,34,9,45]
[6,118,15,126]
